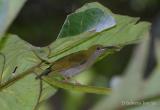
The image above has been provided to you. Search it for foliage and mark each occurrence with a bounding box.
[0,2,152,110]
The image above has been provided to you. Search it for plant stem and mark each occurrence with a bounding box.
[0,63,41,91]
[43,77,111,95]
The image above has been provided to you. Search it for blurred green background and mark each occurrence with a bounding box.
[7,0,160,110]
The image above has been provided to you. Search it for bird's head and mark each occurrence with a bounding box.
[87,44,121,57]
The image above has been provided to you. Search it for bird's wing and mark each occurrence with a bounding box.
[51,52,88,72]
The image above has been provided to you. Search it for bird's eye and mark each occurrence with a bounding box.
[96,47,100,50]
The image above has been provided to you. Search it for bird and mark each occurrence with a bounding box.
[36,44,120,79]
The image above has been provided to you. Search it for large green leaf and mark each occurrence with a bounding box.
[48,2,150,62]
[58,8,116,38]
[0,74,40,110]
[0,35,38,83]
[0,35,57,110]
[0,0,26,37]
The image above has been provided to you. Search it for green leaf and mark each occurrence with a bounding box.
[43,76,111,95]
[0,34,38,83]
[0,0,26,37]
[58,8,116,38]
[0,74,40,110]
[48,2,150,62]
[0,35,57,110]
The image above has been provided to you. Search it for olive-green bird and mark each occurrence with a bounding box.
[36,44,120,79]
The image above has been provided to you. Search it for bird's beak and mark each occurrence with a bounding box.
[103,46,121,51]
